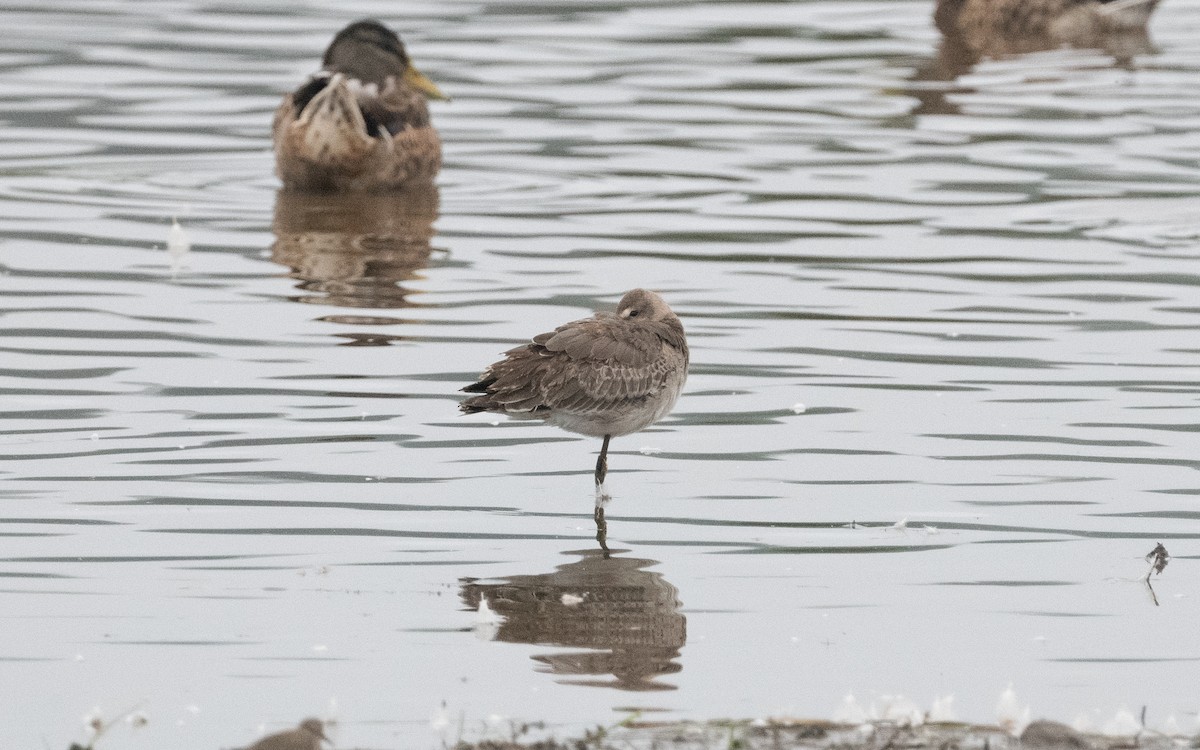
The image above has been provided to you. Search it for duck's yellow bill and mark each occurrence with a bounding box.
[404,66,450,101]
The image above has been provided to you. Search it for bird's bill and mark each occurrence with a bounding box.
[404,66,450,101]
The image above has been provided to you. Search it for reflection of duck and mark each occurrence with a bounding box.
[460,549,686,691]
[270,185,439,318]
[273,20,448,192]
[934,0,1159,59]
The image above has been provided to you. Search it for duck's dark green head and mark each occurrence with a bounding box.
[322,19,448,100]
[323,20,406,85]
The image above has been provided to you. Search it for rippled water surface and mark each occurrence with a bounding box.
[4,0,1200,747]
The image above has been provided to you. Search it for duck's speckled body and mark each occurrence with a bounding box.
[935,0,1160,56]
[273,20,446,192]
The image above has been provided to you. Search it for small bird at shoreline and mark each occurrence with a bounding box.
[244,718,327,750]
[273,20,448,192]
[460,289,689,490]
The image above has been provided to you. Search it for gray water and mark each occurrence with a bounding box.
[3,1,1200,748]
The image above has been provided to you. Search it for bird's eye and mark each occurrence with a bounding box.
[628,309,639,318]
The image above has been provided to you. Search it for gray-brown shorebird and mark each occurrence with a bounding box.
[244,718,326,750]
[273,20,448,192]
[460,289,688,488]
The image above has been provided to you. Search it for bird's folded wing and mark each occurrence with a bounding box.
[530,317,675,408]
[535,315,658,366]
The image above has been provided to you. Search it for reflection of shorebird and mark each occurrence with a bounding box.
[460,549,686,691]
[273,20,448,192]
[270,186,438,320]
[242,718,327,750]
[460,289,688,489]
[934,0,1160,59]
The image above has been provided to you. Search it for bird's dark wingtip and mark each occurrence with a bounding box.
[460,376,495,394]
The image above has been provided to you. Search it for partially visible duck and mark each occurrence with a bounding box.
[273,20,448,192]
[934,0,1161,57]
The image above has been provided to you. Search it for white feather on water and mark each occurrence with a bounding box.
[167,218,190,274]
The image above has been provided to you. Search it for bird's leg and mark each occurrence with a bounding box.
[594,504,609,556]
[595,434,611,486]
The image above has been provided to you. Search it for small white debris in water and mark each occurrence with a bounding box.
[489,420,500,426]
[890,517,908,531]
[312,644,328,653]
[167,219,190,273]
[832,693,867,725]
[430,703,451,735]
[75,653,85,661]
[996,683,1030,735]
[484,713,507,736]
[791,402,807,414]
[90,433,99,441]
[473,595,503,640]
[922,525,939,535]
[167,219,188,248]
[1162,714,1183,737]
[560,593,584,606]
[880,695,924,726]
[947,331,959,338]
[639,446,662,455]
[1031,635,1047,644]
[365,477,374,481]
[929,695,957,722]
[325,696,338,720]
[360,412,368,420]
[1102,707,1141,737]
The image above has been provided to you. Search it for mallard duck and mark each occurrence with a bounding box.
[935,0,1161,56]
[273,20,448,192]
